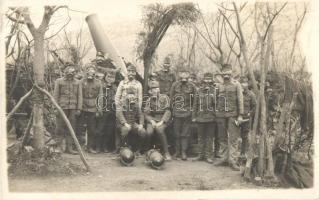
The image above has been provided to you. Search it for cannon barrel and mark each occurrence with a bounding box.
[85,14,127,78]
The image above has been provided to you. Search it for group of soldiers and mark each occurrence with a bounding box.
[53,55,256,171]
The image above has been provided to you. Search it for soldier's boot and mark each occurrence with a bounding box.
[87,137,97,154]
[181,137,188,161]
[65,136,78,155]
[205,138,213,164]
[95,136,103,154]
[173,138,181,159]
[194,136,205,161]
[158,132,171,161]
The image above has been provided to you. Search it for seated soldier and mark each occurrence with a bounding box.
[144,80,172,161]
[115,64,146,153]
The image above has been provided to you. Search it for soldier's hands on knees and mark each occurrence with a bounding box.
[156,121,163,127]
[192,118,197,122]
[150,120,157,127]
[124,123,131,130]
[137,124,144,131]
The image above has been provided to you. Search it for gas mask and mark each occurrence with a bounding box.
[127,69,136,81]
[163,64,170,72]
[65,67,75,78]
[179,72,189,83]
[203,80,212,90]
[223,74,231,81]
[86,69,96,80]
[105,73,116,86]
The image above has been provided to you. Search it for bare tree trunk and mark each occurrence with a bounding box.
[143,56,152,90]
[32,33,46,150]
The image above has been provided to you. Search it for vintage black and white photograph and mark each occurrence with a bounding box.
[0,0,318,199]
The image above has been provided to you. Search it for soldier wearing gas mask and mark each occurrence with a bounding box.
[144,80,172,161]
[170,70,197,160]
[214,64,244,171]
[78,64,103,154]
[156,56,176,95]
[53,64,83,154]
[115,63,146,153]
[192,72,217,163]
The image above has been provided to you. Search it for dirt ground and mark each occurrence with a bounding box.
[8,152,266,192]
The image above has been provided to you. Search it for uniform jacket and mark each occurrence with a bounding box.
[156,70,176,95]
[53,77,82,110]
[115,79,143,109]
[193,83,217,123]
[215,80,244,118]
[115,79,144,125]
[144,94,171,123]
[81,78,103,112]
[243,89,257,118]
[101,81,117,112]
[170,81,196,118]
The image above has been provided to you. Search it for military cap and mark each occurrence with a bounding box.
[189,72,197,79]
[163,56,171,66]
[84,62,96,72]
[221,63,232,74]
[63,63,76,73]
[126,63,137,71]
[148,80,160,89]
[240,76,249,83]
[95,51,105,61]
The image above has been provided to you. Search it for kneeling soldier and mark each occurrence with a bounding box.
[193,72,216,163]
[144,80,172,161]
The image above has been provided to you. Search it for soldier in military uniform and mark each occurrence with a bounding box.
[192,73,216,163]
[214,64,244,171]
[240,76,256,156]
[156,56,176,95]
[115,64,146,153]
[53,64,82,154]
[96,69,117,153]
[78,64,103,153]
[170,70,197,160]
[144,80,172,161]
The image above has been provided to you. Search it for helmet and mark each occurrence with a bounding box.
[203,72,213,83]
[119,147,135,166]
[146,149,165,170]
